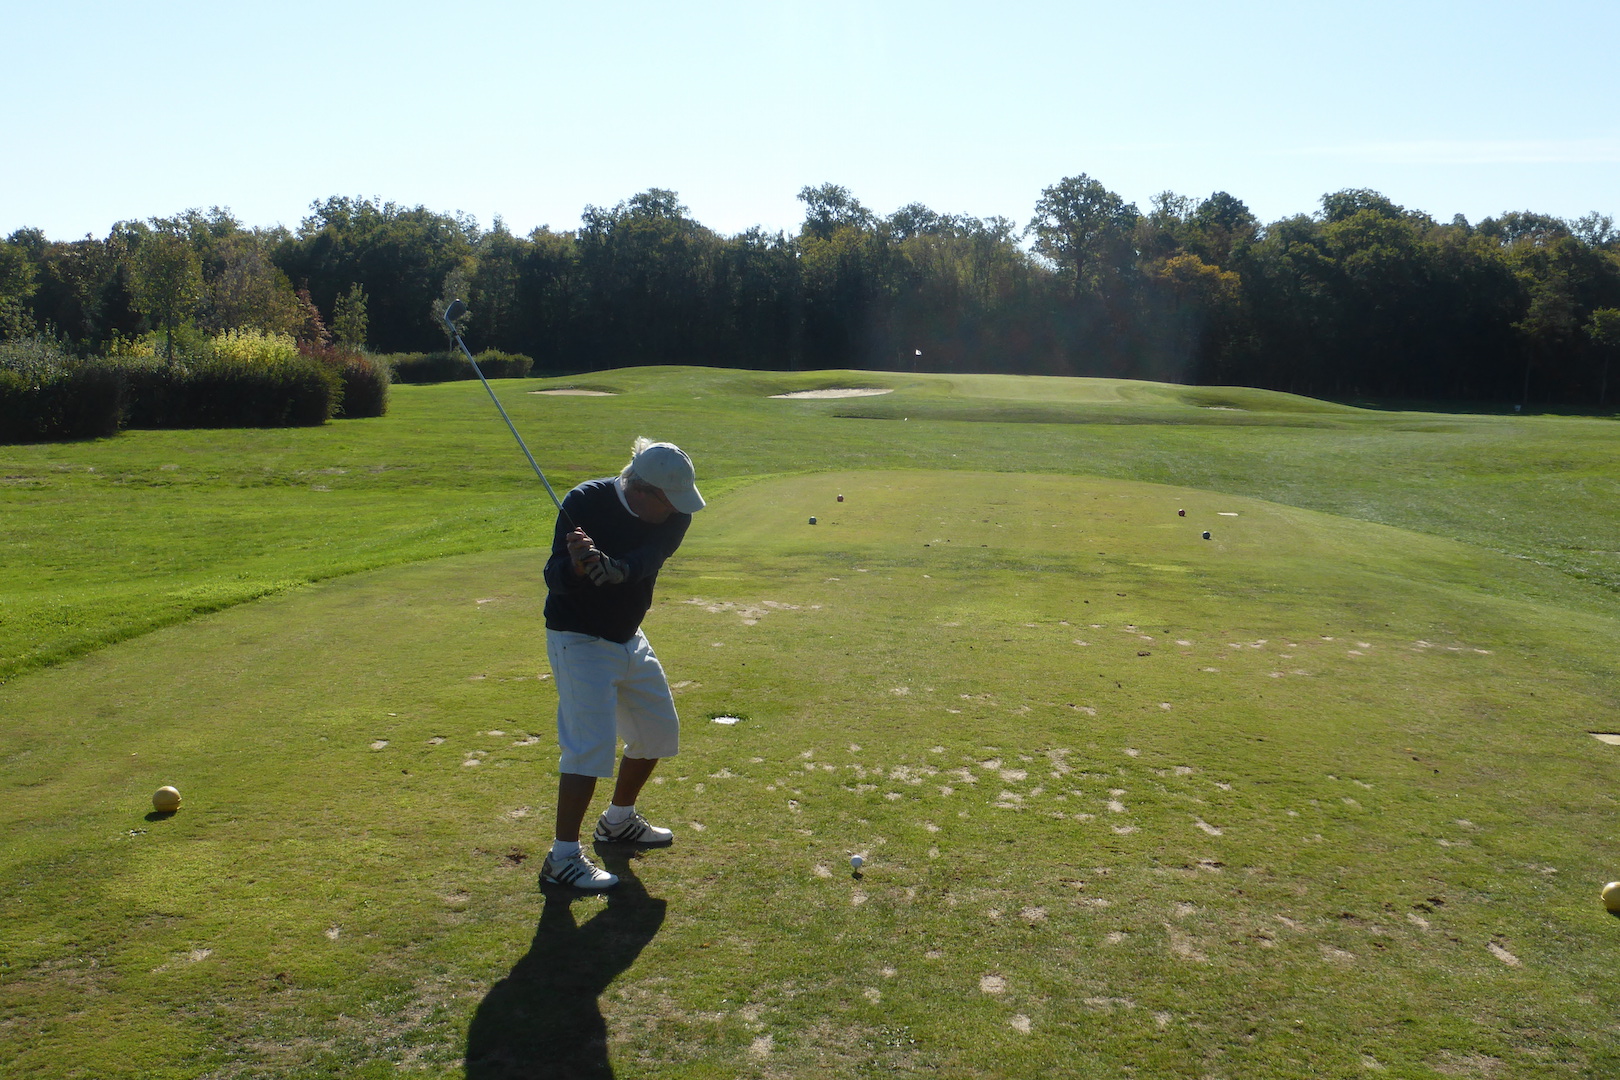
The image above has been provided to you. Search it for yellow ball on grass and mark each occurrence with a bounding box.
[1602,881,1620,914]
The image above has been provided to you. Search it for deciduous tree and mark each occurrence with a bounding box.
[1026,174,1140,296]
[0,236,38,340]
[129,222,203,360]
[798,184,875,242]
[276,197,477,353]
[332,283,368,350]
[1586,307,1620,406]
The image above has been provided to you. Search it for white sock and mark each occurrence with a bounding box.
[550,839,581,859]
[603,802,635,824]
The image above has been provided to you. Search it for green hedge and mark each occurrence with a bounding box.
[296,343,389,419]
[382,349,534,383]
[1,339,391,443]
[0,339,125,443]
[119,357,341,429]
[383,351,465,384]
[0,363,126,442]
[331,354,390,419]
[473,350,534,379]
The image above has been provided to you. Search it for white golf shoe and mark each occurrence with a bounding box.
[540,849,619,891]
[592,809,674,846]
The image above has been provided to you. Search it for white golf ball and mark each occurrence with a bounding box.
[850,855,864,869]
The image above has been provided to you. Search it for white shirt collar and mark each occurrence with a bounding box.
[614,475,641,518]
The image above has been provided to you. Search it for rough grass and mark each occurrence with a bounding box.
[3,371,1620,1077]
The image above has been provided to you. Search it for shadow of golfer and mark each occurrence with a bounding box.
[465,852,666,1080]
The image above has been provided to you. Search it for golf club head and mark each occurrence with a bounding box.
[444,298,467,325]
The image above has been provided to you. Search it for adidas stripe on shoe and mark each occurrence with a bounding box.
[540,850,619,891]
[593,809,674,846]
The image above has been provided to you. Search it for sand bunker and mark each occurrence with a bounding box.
[770,388,895,399]
[529,389,616,396]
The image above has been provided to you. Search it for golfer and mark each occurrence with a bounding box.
[538,437,704,891]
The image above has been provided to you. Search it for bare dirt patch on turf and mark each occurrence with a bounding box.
[1432,1050,1506,1077]
[682,597,809,626]
[528,389,616,396]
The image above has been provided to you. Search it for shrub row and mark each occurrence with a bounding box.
[0,339,122,441]
[0,338,392,443]
[296,342,390,420]
[331,354,391,418]
[473,350,535,379]
[381,349,534,384]
[0,363,126,441]
[118,357,341,429]
[380,351,464,384]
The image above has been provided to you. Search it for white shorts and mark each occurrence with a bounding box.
[546,628,681,777]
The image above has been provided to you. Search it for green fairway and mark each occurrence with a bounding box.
[4,369,1618,687]
[4,371,1620,1078]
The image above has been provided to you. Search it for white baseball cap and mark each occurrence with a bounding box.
[632,442,705,514]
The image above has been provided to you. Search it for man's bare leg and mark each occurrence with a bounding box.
[611,755,659,808]
[555,772,598,842]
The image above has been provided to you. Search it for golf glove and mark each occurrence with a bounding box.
[585,551,629,586]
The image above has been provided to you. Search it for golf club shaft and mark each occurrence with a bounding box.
[443,310,573,528]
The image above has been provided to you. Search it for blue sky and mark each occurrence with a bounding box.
[6,0,1617,240]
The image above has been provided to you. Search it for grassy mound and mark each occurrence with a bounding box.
[3,368,1618,686]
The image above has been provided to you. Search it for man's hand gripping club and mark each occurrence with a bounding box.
[566,527,628,586]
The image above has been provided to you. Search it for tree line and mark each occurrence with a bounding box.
[4,178,1618,406]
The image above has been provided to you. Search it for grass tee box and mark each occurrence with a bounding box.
[5,456,1620,1077]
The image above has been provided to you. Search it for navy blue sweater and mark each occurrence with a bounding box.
[543,478,691,643]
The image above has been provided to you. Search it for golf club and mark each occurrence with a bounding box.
[442,299,572,526]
